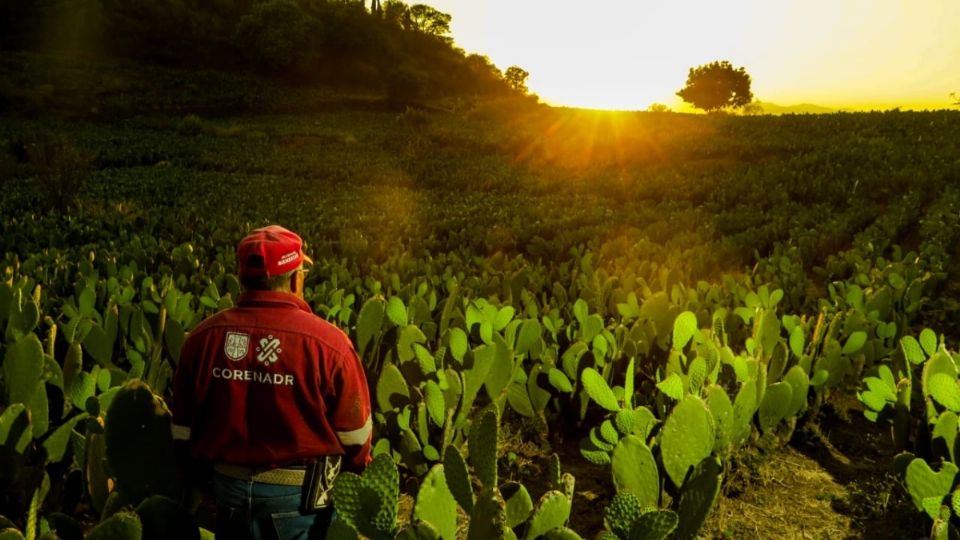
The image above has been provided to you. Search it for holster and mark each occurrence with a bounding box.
[302,455,342,512]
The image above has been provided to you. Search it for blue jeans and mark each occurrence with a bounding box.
[213,472,336,540]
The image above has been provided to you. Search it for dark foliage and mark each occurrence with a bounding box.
[0,0,516,100]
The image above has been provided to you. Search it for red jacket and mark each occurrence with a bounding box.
[171,290,372,471]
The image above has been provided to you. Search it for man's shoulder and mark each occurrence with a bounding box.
[288,311,355,357]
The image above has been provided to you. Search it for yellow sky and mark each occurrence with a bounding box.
[426,0,960,111]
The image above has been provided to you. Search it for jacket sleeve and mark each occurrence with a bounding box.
[329,345,373,471]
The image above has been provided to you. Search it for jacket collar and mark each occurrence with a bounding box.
[238,290,313,314]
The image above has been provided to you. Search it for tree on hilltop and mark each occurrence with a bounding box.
[407,4,452,38]
[676,60,753,112]
[505,66,529,94]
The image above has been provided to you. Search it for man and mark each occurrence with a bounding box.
[171,225,372,540]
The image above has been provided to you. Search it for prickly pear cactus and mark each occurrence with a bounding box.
[414,465,457,540]
[660,396,715,487]
[376,362,411,412]
[675,456,722,540]
[782,365,809,418]
[758,382,792,433]
[104,380,180,505]
[603,492,645,539]
[731,380,758,448]
[501,482,534,529]
[395,522,441,540]
[466,487,508,540]
[581,368,620,412]
[135,495,200,540]
[468,407,499,490]
[611,436,659,508]
[706,385,734,454]
[443,445,474,512]
[629,509,679,540]
[85,510,143,540]
[524,491,571,540]
[541,528,583,539]
[905,458,958,519]
[3,333,44,410]
[332,453,400,540]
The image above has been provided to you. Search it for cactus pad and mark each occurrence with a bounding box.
[611,436,659,508]
[469,407,499,490]
[395,522,440,540]
[706,386,734,454]
[603,492,644,539]
[501,482,533,529]
[332,453,399,539]
[4,334,44,407]
[905,458,958,518]
[104,380,179,505]
[675,456,722,540]
[376,362,411,412]
[135,495,200,540]
[524,491,571,540]
[672,311,698,351]
[443,445,474,512]
[782,366,809,418]
[661,396,715,488]
[758,382,793,433]
[85,511,142,540]
[414,465,457,540]
[581,368,620,412]
[629,509,679,540]
[466,487,507,540]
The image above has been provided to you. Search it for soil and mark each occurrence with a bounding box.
[702,393,923,540]
[395,393,924,540]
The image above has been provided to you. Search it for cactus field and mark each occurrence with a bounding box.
[2,89,960,539]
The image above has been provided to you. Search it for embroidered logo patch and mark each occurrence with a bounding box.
[256,335,282,364]
[224,332,250,361]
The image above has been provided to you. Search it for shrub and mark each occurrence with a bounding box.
[386,67,425,102]
[233,0,315,74]
[24,133,90,212]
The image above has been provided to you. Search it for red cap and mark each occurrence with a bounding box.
[237,225,307,278]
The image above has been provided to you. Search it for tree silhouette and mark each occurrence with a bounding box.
[407,4,451,38]
[676,61,753,112]
[504,66,529,94]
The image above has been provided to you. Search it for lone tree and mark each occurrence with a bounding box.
[504,66,530,94]
[676,60,753,112]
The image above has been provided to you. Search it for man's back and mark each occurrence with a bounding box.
[171,290,372,470]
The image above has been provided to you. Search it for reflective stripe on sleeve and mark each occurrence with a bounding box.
[171,424,191,441]
[336,416,372,446]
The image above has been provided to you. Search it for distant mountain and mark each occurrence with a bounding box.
[755,101,836,115]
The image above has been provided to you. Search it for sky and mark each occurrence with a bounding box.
[426,0,960,111]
